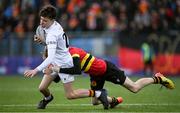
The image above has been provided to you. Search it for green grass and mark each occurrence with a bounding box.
[0,75,180,112]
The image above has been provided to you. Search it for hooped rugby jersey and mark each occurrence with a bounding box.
[69,47,107,76]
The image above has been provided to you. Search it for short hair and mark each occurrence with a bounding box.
[39,5,57,20]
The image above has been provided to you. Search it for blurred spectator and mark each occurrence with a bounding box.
[105,10,118,31]
[139,0,149,14]
[141,41,155,76]
[68,13,79,31]
[0,0,179,33]
[86,2,103,31]
[24,13,36,32]
[151,10,162,32]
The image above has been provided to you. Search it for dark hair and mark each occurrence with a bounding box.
[39,5,57,20]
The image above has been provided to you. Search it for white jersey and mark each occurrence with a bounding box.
[36,21,73,71]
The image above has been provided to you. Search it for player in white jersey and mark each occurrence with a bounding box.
[24,5,109,109]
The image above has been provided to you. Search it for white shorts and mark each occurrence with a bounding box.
[47,71,74,83]
[58,73,74,83]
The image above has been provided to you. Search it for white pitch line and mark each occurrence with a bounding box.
[1,103,180,107]
[0,111,179,113]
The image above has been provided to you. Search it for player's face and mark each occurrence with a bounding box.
[40,16,52,28]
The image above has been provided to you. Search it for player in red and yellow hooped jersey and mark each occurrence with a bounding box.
[52,46,175,106]
[53,46,174,92]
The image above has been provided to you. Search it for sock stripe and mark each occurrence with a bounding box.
[153,77,156,83]
[157,77,160,83]
[153,77,162,84]
[153,77,158,83]
[158,77,162,83]
[89,90,95,97]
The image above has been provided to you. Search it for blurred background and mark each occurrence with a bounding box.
[0,0,179,76]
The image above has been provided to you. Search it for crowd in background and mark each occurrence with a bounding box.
[0,0,179,34]
[0,0,179,56]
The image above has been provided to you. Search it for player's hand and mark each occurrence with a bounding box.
[24,69,38,78]
[34,35,44,44]
[45,64,60,73]
[51,65,60,73]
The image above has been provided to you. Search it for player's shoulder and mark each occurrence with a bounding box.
[49,21,64,35]
[53,21,63,31]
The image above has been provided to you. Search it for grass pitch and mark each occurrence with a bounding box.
[0,75,180,112]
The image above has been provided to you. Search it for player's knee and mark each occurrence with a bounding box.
[65,92,76,100]
[130,85,140,93]
[38,86,46,92]
[65,94,73,100]
[131,88,139,93]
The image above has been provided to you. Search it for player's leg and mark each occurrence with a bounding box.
[62,81,91,99]
[104,61,153,93]
[123,77,154,93]
[38,74,54,96]
[105,61,174,93]
[59,73,89,99]
[37,73,55,109]
[104,61,150,93]
[60,73,108,109]
[123,73,175,92]
[60,73,105,99]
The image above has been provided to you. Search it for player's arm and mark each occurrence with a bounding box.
[36,34,56,71]
[52,56,81,75]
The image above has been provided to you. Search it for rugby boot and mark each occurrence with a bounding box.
[110,97,123,108]
[37,95,54,109]
[155,73,175,89]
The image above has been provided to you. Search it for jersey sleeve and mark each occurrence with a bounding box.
[46,33,57,49]
[36,34,57,71]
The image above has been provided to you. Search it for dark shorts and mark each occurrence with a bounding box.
[90,60,126,90]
